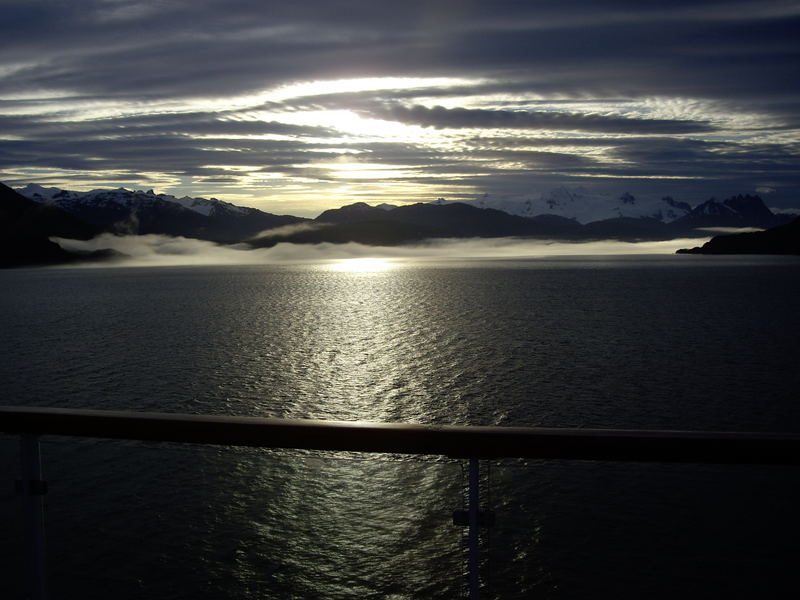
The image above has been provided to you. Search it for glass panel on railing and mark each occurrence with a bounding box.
[8,437,798,599]
[0,435,25,599]
[29,438,466,600]
[485,459,800,599]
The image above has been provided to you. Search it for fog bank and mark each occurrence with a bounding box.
[52,234,711,267]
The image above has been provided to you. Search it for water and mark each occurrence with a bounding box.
[2,255,799,598]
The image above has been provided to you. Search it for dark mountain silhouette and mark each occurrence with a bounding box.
[92,196,306,242]
[19,185,308,242]
[528,214,585,238]
[315,202,387,224]
[583,217,671,240]
[676,217,800,255]
[669,194,788,233]
[316,201,551,236]
[249,202,524,247]
[312,201,694,242]
[317,196,795,242]
[722,194,777,224]
[320,201,627,239]
[8,181,798,262]
[252,197,795,247]
[250,202,567,246]
[0,182,112,267]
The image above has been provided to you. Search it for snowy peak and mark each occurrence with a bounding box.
[684,195,776,227]
[19,183,84,204]
[436,188,694,224]
[14,183,305,242]
[662,197,692,220]
[689,199,736,217]
[170,195,250,217]
[17,184,250,218]
[722,194,774,221]
[17,183,55,199]
[428,188,793,230]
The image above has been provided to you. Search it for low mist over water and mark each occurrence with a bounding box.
[53,234,712,268]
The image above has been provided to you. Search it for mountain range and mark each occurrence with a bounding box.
[3,182,798,266]
[17,184,304,243]
[0,182,114,267]
[432,189,696,224]
[250,192,794,247]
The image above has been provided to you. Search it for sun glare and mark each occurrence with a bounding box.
[273,108,426,141]
[328,257,396,273]
[267,77,473,102]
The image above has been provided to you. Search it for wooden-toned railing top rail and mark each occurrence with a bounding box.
[2,406,800,464]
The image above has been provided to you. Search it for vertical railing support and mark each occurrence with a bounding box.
[468,457,480,600]
[20,434,48,600]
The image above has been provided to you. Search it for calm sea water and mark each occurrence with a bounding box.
[2,255,799,599]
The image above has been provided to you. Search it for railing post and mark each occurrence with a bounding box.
[20,434,48,600]
[468,457,480,600]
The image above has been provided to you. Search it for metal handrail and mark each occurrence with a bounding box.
[4,405,800,600]
[3,405,800,464]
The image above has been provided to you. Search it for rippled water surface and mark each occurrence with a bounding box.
[2,255,799,598]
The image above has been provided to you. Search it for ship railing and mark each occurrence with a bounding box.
[3,405,800,600]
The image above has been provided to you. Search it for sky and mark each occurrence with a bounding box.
[1,0,799,217]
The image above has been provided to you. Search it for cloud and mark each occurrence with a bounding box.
[10,110,337,140]
[51,233,712,268]
[52,234,265,267]
[2,1,799,212]
[249,222,332,240]
[697,227,764,234]
[367,105,715,134]
[4,1,798,102]
[769,206,800,215]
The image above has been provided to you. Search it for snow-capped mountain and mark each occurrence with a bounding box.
[18,184,250,219]
[12,183,793,246]
[432,188,694,224]
[680,194,778,228]
[17,184,305,241]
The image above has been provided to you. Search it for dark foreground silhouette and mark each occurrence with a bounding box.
[677,217,800,255]
[0,183,122,267]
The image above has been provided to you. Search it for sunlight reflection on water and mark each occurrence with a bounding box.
[2,258,800,599]
[327,257,399,272]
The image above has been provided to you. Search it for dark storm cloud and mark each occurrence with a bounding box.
[0,134,346,176]
[2,0,797,103]
[2,110,337,140]
[431,14,800,100]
